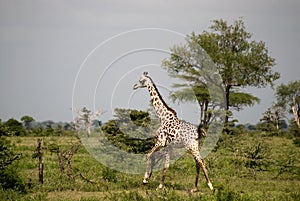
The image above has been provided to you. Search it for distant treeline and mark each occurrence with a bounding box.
[0,117,101,137]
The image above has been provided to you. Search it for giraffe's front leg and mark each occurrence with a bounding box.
[143,142,162,184]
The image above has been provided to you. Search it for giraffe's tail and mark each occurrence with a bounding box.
[197,125,207,138]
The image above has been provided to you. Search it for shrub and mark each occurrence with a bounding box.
[0,136,26,193]
[293,138,300,147]
[216,186,253,201]
[102,167,118,183]
[242,142,270,171]
[0,169,26,193]
[2,118,27,136]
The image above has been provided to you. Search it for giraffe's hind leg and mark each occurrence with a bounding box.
[191,158,200,192]
[146,154,155,182]
[157,152,170,190]
[188,141,213,191]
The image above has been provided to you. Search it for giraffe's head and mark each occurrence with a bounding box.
[133,72,150,90]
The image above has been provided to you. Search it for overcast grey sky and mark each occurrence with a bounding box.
[0,0,299,124]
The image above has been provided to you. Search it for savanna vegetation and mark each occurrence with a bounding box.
[1,117,300,201]
[1,19,300,200]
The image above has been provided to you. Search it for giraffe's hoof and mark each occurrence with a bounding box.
[143,179,148,185]
[156,184,164,190]
[190,188,198,193]
[208,182,214,190]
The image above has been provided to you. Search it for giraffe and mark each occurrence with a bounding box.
[133,72,213,192]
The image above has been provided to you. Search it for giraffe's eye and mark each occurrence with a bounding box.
[140,79,146,85]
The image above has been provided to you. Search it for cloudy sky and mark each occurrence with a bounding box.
[0,0,299,124]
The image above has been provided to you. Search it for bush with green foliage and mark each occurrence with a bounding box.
[101,108,157,154]
[2,118,27,136]
[275,150,300,179]
[288,120,300,146]
[0,133,26,193]
[242,142,270,171]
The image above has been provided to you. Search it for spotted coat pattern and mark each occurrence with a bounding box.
[133,72,213,192]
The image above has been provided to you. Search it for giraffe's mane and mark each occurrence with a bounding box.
[146,75,177,116]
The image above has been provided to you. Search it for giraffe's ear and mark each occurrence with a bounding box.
[143,72,148,76]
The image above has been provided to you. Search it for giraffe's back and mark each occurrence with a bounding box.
[163,120,199,146]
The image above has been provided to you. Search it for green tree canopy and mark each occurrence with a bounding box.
[113,108,157,138]
[21,115,35,130]
[101,108,157,154]
[3,118,26,136]
[163,18,280,124]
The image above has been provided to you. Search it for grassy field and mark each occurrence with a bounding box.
[1,132,300,201]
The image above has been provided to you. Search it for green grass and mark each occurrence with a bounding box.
[2,133,300,201]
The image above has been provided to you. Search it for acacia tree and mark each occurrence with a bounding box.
[259,106,286,130]
[275,80,300,128]
[21,115,35,130]
[163,19,279,124]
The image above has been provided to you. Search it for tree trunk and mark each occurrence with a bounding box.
[57,151,65,175]
[85,122,91,137]
[292,106,300,129]
[292,97,300,129]
[203,100,209,128]
[66,158,73,179]
[225,85,231,125]
[37,139,43,184]
[66,143,81,179]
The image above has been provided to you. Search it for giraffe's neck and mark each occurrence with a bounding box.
[146,78,177,122]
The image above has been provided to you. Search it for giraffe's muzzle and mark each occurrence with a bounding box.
[133,84,139,90]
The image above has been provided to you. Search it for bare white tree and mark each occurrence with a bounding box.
[73,107,104,136]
